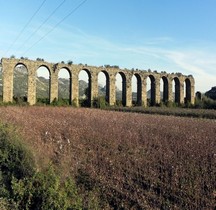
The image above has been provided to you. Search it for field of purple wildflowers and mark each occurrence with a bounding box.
[0,106,215,209]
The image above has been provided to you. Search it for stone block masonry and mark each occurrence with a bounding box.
[1,58,195,106]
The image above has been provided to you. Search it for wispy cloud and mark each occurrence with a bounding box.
[142,37,174,46]
[49,26,216,92]
[3,21,215,92]
[164,50,216,91]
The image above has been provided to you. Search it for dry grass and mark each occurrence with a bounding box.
[0,106,215,209]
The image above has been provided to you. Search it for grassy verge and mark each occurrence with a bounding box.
[104,106,216,119]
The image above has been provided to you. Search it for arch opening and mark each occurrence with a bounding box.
[36,66,50,104]
[98,71,109,103]
[58,68,71,105]
[78,69,91,107]
[196,91,202,101]
[115,72,126,106]
[172,77,180,104]
[13,64,28,103]
[146,75,156,106]
[184,78,191,104]
[160,76,169,103]
[132,74,142,106]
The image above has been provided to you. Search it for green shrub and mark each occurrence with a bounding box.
[0,123,35,208]
[12,167,82,210]
[0,198,17,210]
[36,98,50,105]
[51,98,70,106]
[93,96,108,109]
[195,95,216,109]
[0,123,83,210]
[79,99,91,107]
[13,96,28,106]
[115,100,122,107]
[0,123,35,198]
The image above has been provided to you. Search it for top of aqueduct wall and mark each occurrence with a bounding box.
[0,57,194,83]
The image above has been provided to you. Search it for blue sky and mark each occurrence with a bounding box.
[0,0,216,92]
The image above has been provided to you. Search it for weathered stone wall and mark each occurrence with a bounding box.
[1,58,195,106]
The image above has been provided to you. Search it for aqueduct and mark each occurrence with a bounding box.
[1,58,195,106]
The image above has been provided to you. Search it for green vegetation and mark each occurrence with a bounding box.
[102,94,216,119]
[36,58,45,62]
[0,123,83,210]
[67,60,73,65]
[104,64,119,69]
[195,95,216,109]
[92,96,108,109]
[50,98,71,106]
[36,98,50,105]
[12,167,82,210]
[105,106,216,119]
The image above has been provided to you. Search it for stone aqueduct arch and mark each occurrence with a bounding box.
[1,58,195,106]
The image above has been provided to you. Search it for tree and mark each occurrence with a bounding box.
[36,58,44,62]
[67,60,73,65]
[12,167,82,210]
